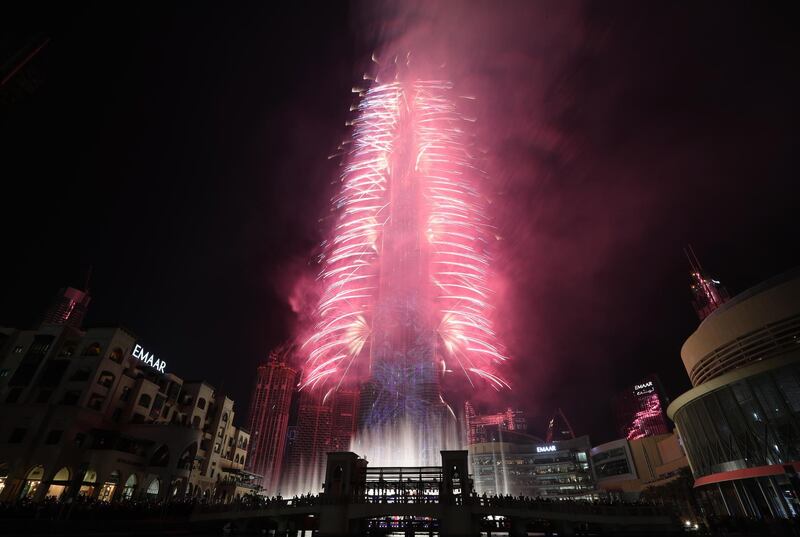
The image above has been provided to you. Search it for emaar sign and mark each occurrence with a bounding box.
[132,344,166,373]
[536,445,557,453]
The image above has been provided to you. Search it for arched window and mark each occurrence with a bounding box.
[99,470,120,502]
[138,394,152,408]
[98,371,115,388]
[191,416,201,429]
[197,398,206,410]
[146,478,160,497]
[177,443,197,470]
[70,367,92,382]
[108,348,124,364]
[149,444,170,467]
[122,474,137,500]
[82,343,102,356]
[21,466,45,499]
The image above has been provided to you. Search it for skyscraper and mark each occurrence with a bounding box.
[281,390,332,494]
[613,375,671,440]
[544,408,576,442]
[685,247,729,320]
[245,343,297,493]
[330,388,359,452]
[300,72,508,465]
[41,286,90,328]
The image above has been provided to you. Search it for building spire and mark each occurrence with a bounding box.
[685,246,729,321]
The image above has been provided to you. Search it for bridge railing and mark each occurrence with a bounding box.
[192,492,672,519]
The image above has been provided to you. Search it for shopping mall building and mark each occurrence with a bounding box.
[469,433,599,500]
[0,287,255,503]
[667,268,800,518]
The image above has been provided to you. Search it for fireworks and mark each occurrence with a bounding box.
[301,78,508,397]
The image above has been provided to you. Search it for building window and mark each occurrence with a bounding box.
[222,412,228,423]
[45,430,63,445]
[197,398,206,410]
[88,392,105,411]
[61,390,81,405]
[192,416,201,429]
[82,343,102,356]
[70,367,92,382]
[58,345,76,357]
[8,428,27,443]
[120,386,131,402]
[108,348,124,364]
[138,394,152,408]
[97,371,115,388]
[0,369,10,377]
[13,345,24,354]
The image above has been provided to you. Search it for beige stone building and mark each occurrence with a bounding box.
[0,321,255,503]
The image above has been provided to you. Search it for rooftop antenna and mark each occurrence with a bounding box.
[84,264,93,293]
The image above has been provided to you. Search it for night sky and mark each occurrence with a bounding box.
[2,1,799,444]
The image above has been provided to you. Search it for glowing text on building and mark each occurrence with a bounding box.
[132,344,166,373]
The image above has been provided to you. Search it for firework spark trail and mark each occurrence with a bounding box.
[301,79,508,395]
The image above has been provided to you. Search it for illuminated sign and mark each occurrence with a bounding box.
[634,380,655,396]
[132,344,166,373]
[536,445,557,453]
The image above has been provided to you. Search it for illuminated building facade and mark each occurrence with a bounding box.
[41,286,91,329]
[245,344,296,493]
[469,435,598,500]
[300,75,509,466]
[281,390,332,494]
[464,402,526,444]
[668,268,800,518]
[330,388,359,452]
[614,375,671,440]
[0,289,254,503]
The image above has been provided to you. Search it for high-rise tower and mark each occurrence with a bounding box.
[41,286,90,328]
[613,375,671,440]
[245,343,297,493]
[685,247,729,320]
[301,73,508,465]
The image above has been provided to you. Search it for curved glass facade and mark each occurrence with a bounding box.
[673,361,800,479]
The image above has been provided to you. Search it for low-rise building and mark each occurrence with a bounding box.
[0,288,254,503]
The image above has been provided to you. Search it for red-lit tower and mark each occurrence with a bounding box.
[613,374,671,440]
[330,388,359,451]
[686,246,729,320]
[281,390,332,494]
[41,286,91,329]
[464,402,526,444]
[300,65,509,465]
[245,343,297,493]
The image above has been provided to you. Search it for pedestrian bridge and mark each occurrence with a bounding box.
[190,451,680,536]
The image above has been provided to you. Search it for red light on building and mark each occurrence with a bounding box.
[465,402,526,444]
[614,375,671,440]
[245,343,297,493]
